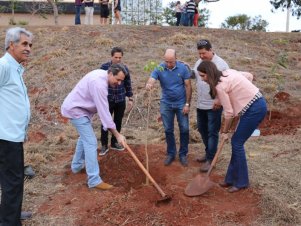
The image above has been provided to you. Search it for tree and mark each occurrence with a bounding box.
[221,14,269,31]
[270,0,301,18]
[47,0,59,25]
[270,0,301,31]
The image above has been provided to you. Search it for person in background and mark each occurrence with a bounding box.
[186,0,196,26]
[197,61,267,193]
[145,49,192,167]
[114,0,122,24]
[99,47,133,156]
[193,39,229,172]
[175,1,182,26]
[99,0,109,25]
[84,0,94,25]
[179,2,187,26]
[193,3,199,27]
[0,27,33,225]
[75,0,83,25]
[61,64,127,190]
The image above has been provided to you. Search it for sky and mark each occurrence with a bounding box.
[163,0,301,32]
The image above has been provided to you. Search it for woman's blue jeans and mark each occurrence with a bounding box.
[160,102,189,158]
[197,108,222,161]
[225,97,267,188]
[71,117,102,188]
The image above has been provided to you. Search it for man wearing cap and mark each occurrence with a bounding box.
[193,39,230,172]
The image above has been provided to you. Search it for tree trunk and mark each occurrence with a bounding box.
[286,6,291,32]
[47,0,59,25]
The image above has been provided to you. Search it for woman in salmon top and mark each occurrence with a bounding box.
[197,61,267,193]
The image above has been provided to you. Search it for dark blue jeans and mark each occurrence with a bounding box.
[225,97,267,188]
[197,108,222,161]
[75,5,81,25]
[187,12,195,26]
[160,102,189,158]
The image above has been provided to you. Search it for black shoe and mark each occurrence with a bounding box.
[111,143,125,151]
[199,160,211,172]
[164,155,175,166]
[24,165,35,179]
[179,156,188,167]
[20,211,32,220]
[196,154,207,163]
[99,145,109,156]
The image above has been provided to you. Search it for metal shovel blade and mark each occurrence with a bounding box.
[184,174,215,197]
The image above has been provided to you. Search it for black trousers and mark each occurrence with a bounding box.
[101,101,126,146]
[0,140,24,226]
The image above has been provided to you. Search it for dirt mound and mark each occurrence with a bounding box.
[260,102,301,136]
[36,145,260,225]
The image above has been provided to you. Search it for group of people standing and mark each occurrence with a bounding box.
[0,25,267,224]
[145,40,267,194]
[75,0,122,25]
[175,0,200,27]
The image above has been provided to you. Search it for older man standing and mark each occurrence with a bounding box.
[0,27,33,225]
[146,49,192,166]
[193,39,229,172]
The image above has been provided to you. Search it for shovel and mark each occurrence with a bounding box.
[124,143,172,204]
[184,137,226,197]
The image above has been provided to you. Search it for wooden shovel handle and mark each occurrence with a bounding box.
[124,143,168,198]
[207,137,226,176]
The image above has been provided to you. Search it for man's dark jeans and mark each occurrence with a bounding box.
[197,108,222,161]
[101,101,126,146]
[0,140,24,226]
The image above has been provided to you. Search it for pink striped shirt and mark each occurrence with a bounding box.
[61,69,116,131]
[216,69,259,119]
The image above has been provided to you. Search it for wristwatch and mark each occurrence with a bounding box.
[185,103,190,107]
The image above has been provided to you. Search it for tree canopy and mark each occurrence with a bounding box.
[221,14,269,31]
[270,0,301,18]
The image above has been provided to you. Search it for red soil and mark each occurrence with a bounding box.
[36,145,261,225]
[27,94,301,224]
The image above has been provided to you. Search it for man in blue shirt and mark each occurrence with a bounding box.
[146,49,192,166]
[99,47,133,155]
[0,27,33,225]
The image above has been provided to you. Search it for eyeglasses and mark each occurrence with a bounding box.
[197,40,210,49]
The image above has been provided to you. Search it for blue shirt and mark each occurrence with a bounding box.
[100,61,133,103]
[0,53,31,142]
[151,61,190,105]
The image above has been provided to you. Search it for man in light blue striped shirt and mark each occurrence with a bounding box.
[0,27,33,225]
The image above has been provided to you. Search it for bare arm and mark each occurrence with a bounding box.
[183,79,192,114]
[145,77,156,90]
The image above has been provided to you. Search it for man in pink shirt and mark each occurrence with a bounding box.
[197,61,267,193]
[61,64,127,190]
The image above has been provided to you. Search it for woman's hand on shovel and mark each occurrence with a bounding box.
[221,132,229,141]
